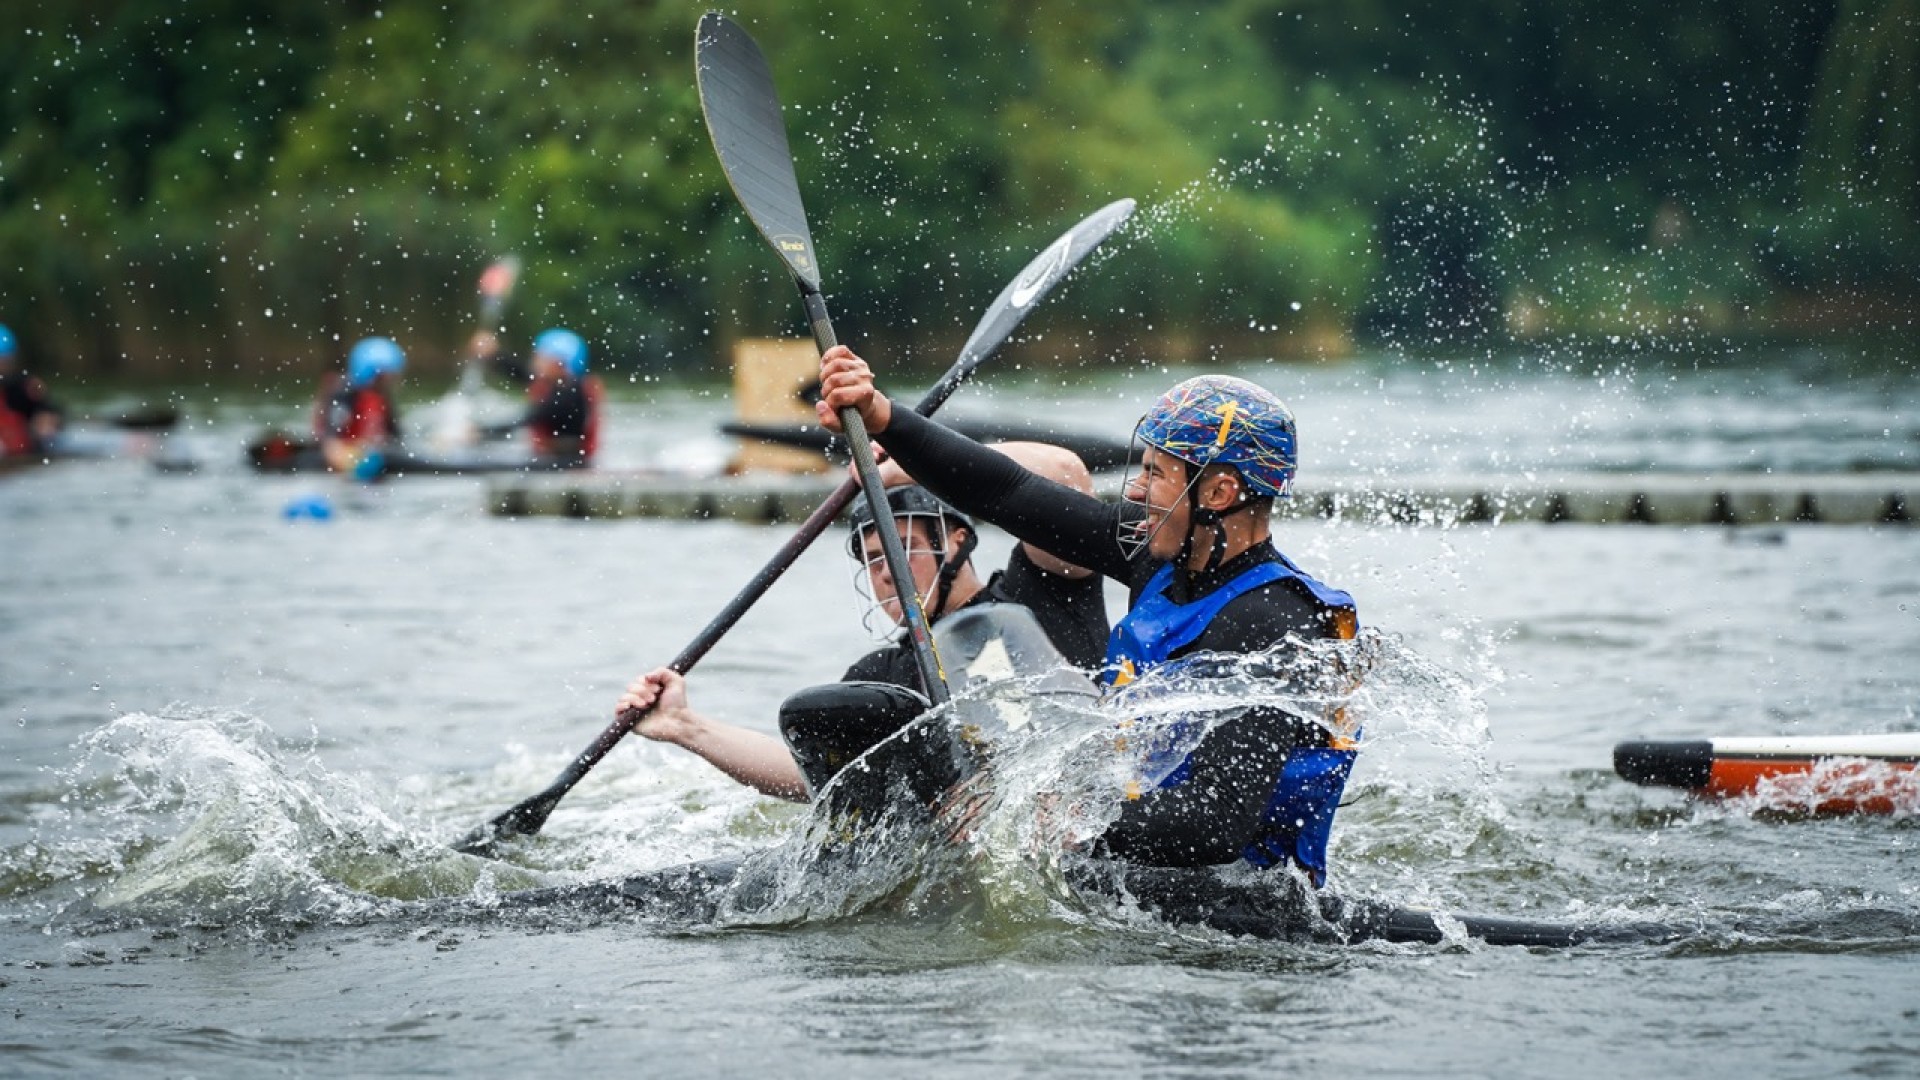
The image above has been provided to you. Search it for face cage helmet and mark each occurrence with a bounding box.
[1117,374,1298,562]
[845,486,977,637]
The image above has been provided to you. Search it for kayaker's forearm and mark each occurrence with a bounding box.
[883,410,1134,581]
[674,719,809,802]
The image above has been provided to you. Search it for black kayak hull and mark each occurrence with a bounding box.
[1078,861,1676,947]
[496,854,1678,948]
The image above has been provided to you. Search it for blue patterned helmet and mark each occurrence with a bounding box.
[1133,375,1297,498]
[533,328,588,378]
[347,337,405,388]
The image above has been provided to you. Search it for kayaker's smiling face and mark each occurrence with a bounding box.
[1126,446,1191,559]
[859,518,943,623]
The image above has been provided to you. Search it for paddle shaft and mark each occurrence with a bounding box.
[484,478,863,836]
[460,257,519,392]
[686,10,947,708]
[798,288,950,708]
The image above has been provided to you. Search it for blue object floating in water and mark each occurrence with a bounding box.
[282,493,334,520]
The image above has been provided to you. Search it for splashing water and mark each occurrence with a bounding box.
[691,628,1509,937]
[11,708,545,929]
[8,627,1518,944]
[1735,759,1920,819]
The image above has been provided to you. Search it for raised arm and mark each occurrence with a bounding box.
[818,347,1136,582]
[877,439,1098,580]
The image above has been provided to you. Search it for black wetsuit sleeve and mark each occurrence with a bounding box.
[525,382,589,437]
[880,409,1138,583]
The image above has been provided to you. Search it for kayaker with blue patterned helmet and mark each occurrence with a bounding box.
[613,444,1110,802]
[0,322,67,457]
[481,328,604,468]
[315,336,405,480]
[814,347,1360,887]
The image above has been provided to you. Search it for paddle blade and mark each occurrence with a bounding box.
[479,256,520,300]
[452,791,560,857]
[477,255,521,323]
[696,13,821,292]
[923,198,1137,415]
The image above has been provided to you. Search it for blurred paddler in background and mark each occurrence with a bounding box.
[0,323,66,458]
[313,336,406,481]
[479,328,604,469]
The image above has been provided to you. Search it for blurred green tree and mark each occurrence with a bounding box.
[0,0,1906,381]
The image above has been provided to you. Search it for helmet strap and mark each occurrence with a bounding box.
[927,523,977,619]
[1177,470,1255,577]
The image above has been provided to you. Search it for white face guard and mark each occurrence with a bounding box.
[848,513,952,639]
[1116,428,1206,561]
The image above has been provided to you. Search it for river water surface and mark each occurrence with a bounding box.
[3,346,1917,1077]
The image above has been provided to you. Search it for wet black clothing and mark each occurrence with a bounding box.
[2,372,59,421]
[480,381,590,438]
[841,545,1109,695]
[522,377,593,440]
[877,408,1350,869]
[482,375,599,466]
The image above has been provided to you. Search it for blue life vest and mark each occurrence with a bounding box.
[1101,552,1359,886]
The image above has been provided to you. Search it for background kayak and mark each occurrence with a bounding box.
[244,429,579,477]
[1615,734,1920,813]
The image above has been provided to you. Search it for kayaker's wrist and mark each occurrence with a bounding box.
[633,706,697,747]
[660,709,712,751]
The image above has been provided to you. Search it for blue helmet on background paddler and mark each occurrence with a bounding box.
[346,336,406,389]
[532,328,589,380]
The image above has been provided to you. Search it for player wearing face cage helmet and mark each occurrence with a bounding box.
[614,445,1108,802]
